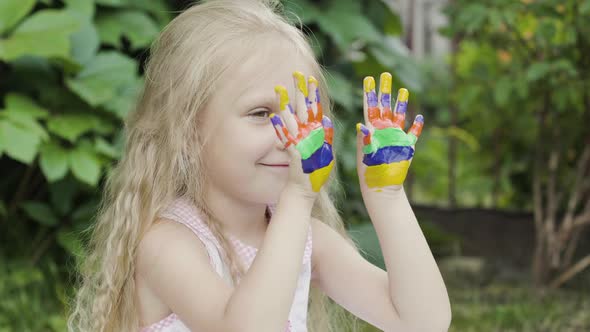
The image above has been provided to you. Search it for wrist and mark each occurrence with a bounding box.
[280,184,316,211]
[362,184,407,203]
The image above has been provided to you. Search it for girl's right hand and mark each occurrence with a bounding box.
[270,71,334,200]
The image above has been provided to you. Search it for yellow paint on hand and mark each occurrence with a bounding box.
[363,76,375,92]
[308,75,318,86]
[309,160,334,192]
[364,160,410,188]
[275,85,290,111]
[380,72,392,94]
[397,88,409,102]
[293,71,308,97]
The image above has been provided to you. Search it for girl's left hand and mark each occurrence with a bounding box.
[356,72,424,195]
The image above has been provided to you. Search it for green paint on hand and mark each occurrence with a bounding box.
[296,127,325,159]
[362,128,418,154]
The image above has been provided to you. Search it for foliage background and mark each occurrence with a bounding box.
[1,0,589,331]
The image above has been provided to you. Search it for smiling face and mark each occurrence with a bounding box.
[200,38,315,205]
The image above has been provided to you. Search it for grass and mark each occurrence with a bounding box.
[354,261,590,332]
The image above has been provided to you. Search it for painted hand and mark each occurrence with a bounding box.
[356,72,424,192]
[270,72,334,195]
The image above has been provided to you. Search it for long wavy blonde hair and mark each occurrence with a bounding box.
[68,0,362,331]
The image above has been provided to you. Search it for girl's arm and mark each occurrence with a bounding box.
[137,186,313,332]
[357,73,451,330]
[224,185,314,332]
[363,187,452,330]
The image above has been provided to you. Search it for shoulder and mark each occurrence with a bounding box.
[135,219,236,331]
[136,218,210,280]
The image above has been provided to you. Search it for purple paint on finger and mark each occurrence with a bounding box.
[359,123,370,136]
[415,114,424,123]
[315,88,321,104]
[287,104,295,114]
[381,93,391,108]
[322,115,333,128]
[270,113,284,127]
[367,91,378,108]
[396,101,408,114]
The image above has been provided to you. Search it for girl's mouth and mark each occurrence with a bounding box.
[260,163,289,167]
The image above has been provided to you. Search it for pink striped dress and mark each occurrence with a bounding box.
[139,197,313,332]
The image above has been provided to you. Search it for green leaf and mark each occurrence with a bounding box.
[94,137,120,158]
[39,140,69,182]
[71,199,98,225]
[283,0,320,24]
[0,9,82,61]
[0,119,41,164]
[0,0,36,34]
[95,0,128,6]
[326,71,355,111]
[318,7,381,51]
[64,0,95,19]
[70,20,100,66]
[47,114,114,143]
[57,228,85,259]
[526,62,552,82]
[21,201,59,226]
[69,141,102,186]
[493,77,512,107]
[3,93,49,119]
[96,10,159,50]
[370,38,423,92]
[102,77,143,119]
[65,51,138,106]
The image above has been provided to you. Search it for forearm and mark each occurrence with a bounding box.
[224,186,313,332]
[365,187,451,330]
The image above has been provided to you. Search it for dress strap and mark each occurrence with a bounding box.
[159,197,232,285]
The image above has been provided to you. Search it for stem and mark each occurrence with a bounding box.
[7,163,36,217]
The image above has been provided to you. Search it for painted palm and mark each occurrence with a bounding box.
[270,72,334,192]
[357,72,424,191]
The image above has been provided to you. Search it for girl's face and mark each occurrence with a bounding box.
[200,41,315,205]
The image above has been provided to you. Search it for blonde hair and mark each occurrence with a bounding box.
[68,0,362,331]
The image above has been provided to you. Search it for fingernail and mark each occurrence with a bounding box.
[308,75,318,86]
[270,113,283,126]
[356,123,370,136]
[397,88,409,102]
[380,72,392,94]
[293,71,308,97]
[274,85,289,111]
[415,114,424,123]
[363,76,375,92]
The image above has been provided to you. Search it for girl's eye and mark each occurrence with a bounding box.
[248,109,271,119]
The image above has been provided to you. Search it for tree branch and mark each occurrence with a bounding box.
[549,254,590,289]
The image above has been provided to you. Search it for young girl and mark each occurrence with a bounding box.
[68,0,451,331]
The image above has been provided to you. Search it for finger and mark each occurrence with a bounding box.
[270,113,296,148]
[363,76,377,130]
[393,88,409,129]
[408,114,424,139]
[275,85,300,137]
[356,123,372,146]
[308,75,322,123]
[322,115,334,145]
[293,71,310,124]
[379,72,393,122]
